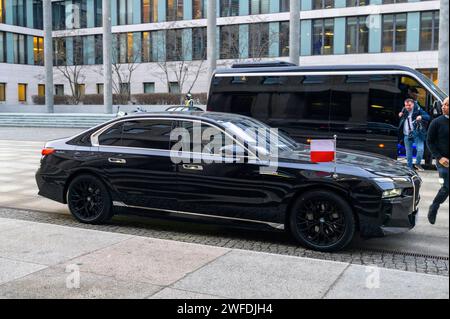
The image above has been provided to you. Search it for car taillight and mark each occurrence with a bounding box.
[41,148,56,156]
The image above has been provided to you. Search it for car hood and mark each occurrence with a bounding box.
[277,146,414,178]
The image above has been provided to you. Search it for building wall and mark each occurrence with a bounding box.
[0,0,443,105]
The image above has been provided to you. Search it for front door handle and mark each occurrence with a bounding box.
[108,158,127,164]
[182,164,203,171]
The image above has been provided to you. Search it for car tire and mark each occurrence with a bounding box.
[289,190,355,252]
[67,174,113,224]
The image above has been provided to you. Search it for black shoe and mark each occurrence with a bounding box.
[414,164,425,172]
[428,205,439,225]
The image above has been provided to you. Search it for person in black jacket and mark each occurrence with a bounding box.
[427,97,449,224]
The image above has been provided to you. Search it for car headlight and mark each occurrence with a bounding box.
[382,188,402,199]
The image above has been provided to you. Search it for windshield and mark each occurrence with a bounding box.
[205,114,301,153]
[415,71,448,101]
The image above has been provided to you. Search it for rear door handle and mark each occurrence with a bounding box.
[108,158,127,164]
[182,164,203,171]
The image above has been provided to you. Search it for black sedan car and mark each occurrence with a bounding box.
[36,112,421,252]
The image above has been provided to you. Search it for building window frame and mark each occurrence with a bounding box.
[382,13,407,53]
[18,83,27,102]
[312,18,334,56]
[345,15,369,54]
[0,83,6,102]
[220,0,239,17]
[420,11,439,51]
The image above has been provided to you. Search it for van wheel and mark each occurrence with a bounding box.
[67,175,113,224]
[289,191,355,252]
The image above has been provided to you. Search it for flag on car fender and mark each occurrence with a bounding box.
[310,139,336,163]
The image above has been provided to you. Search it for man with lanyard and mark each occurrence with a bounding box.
[398,98,430,171]
[427,97,449,224]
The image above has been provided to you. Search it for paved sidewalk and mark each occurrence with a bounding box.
[0,217,447,299]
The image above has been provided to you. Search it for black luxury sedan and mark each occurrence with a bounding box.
[36,112,421,252]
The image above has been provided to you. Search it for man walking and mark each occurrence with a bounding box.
[399,98,431,171]
[427,97,449,225]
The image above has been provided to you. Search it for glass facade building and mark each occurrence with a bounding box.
[0,0,443,103]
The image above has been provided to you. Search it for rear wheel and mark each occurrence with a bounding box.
[289,191,355,252]
[67,175,113,224]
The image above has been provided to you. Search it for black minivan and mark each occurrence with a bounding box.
[207,62,448,162]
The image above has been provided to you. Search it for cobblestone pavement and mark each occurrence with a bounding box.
[0,136,448,277]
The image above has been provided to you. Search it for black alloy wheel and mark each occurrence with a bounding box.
[67,175,113,224]
[289,191,355,252]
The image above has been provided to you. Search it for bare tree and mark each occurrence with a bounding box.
[154,26,207,99]
[53,37,86,105]
[110,34,142,104]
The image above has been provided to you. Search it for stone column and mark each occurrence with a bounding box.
[43,0,54,113]
[289,0,300,65]
[103,0,113,113]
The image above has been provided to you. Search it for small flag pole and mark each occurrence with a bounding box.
[333,135,338,179]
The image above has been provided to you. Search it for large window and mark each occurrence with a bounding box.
[52,1,66,30]
[220,0,239,17]
[249,23,270,59]
[280,0,289,12]
[13,33,27,64]
[249,0,269,15]
[279,21,289,57]
[346,0,368,6]
[220,25,240,59]
[167,0,183,21]
[312,19,334,55]
[13,0,27,27]
[34,36,44,65]
[0,0,4,24]
[73,36,84,65]
[166,29,183,61]
[312,0,334,9]
[193,0,205,19]
[33,0,43,29]
[382,13,407,52]
[193,27,207,60]
[117,0,133,25]
[94,0,102,27]
[0,83,5,102]
[142,31,153,62]
[142,0,158,23]
[346,16,369,54]
[382,0,408,3]
[420,11,439,51]
[115,33,135,64]
[0,32,5,63]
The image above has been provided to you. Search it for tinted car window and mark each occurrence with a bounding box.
[98,123,124,146]
[121,120,174,150]
[178,121,228,155]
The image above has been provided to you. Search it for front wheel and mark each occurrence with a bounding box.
[67,175,113,224]
[289,191,355,252]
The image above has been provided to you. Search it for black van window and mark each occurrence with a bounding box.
[270,75,331,120]
[367,75,404,127]
[330,75,369,123]
[98,123,124,146]
[121,120,174,150]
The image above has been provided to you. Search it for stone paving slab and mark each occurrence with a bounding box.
[150,288,223,299]
[172,250,350,299]
[0,266,162,299]
[324,264,449,299]
[66,237,230,286]
[0,218,132,266]
[0,257,47,286]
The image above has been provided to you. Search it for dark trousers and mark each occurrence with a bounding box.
[432,162,449,209]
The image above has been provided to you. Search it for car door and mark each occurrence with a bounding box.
[174,119,280,224]
[97,118,179,211]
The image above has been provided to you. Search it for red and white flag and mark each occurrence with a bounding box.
[310,139,336,163]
